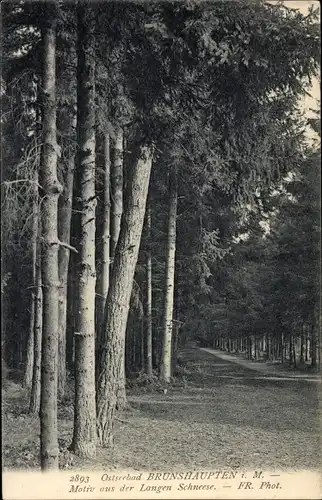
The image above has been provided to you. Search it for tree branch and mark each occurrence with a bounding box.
[56,240,78,254]
[2,179,43,190]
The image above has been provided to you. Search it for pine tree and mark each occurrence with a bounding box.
[39,3,62,470]
[71,0,97,458]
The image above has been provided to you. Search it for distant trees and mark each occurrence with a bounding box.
[1,0,320,471]
[193,134,320,371]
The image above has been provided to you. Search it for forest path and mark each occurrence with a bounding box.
[199,348,321,382]
[112,347,321,471]
[2,347,321,471]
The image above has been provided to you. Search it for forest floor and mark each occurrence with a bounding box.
[2,347,321,471]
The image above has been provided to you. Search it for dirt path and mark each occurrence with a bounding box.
[3,347,322,471]
[112,348,321,471]
[200,348,321,382]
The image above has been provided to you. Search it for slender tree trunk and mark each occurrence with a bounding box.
[172,323,179,372]
[305,328,310,362]
[96,145,153,446]
[58,120,75,398]
[289,336,293,366]
[110,128,126,409]
[96,133,110,334]
[110,128,123,259]
[71,1,97,459]
[311,324,317,369]
[23,175,38,388]
[29,239,42,414]
[160,167,178,383]
[145,205,153,376]
[266,336,270,361]
[255,336,259,359]
[280,333,284,363]
[66,251,77,369]
[39,14,62,470]
[292,337,297,368]
[300,330,305,364]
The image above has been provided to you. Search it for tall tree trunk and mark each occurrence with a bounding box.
[96,133,110,334]
[58,119,76,398]
[39,13,62,470]
[160,167,178,383]
[292,337,297,368]
[145,205,153,376]
[266,336,270,361]
[305,327,310,362]
[311,324,317,369]
[23,174,38,388]
[66,251,77,370]
[172,322,180,372]
[71,1,97,459]
[247,336,251,360]
[300,330,305,364]
[110,128,123,259]
[29,238,42,414]
[110,128,126,409]
[96,145,153,446]
[289,335,293,366]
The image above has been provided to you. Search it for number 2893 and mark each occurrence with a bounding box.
[69,475,89,483]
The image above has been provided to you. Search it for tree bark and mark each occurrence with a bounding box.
[71,1,97,459]
[39,14,62,470]
[145,205,153,376]
[23,174,38,388]
[58,117,76,398]
[160,166,178,383]
[96,145,153,446]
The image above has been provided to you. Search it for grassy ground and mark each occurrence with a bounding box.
[2,347,321,471]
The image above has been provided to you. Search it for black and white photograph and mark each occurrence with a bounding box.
[1,0,321,498]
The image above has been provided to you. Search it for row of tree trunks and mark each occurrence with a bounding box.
[214,332,320,370]
[17,0,178,472]
[23,0,198,470]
